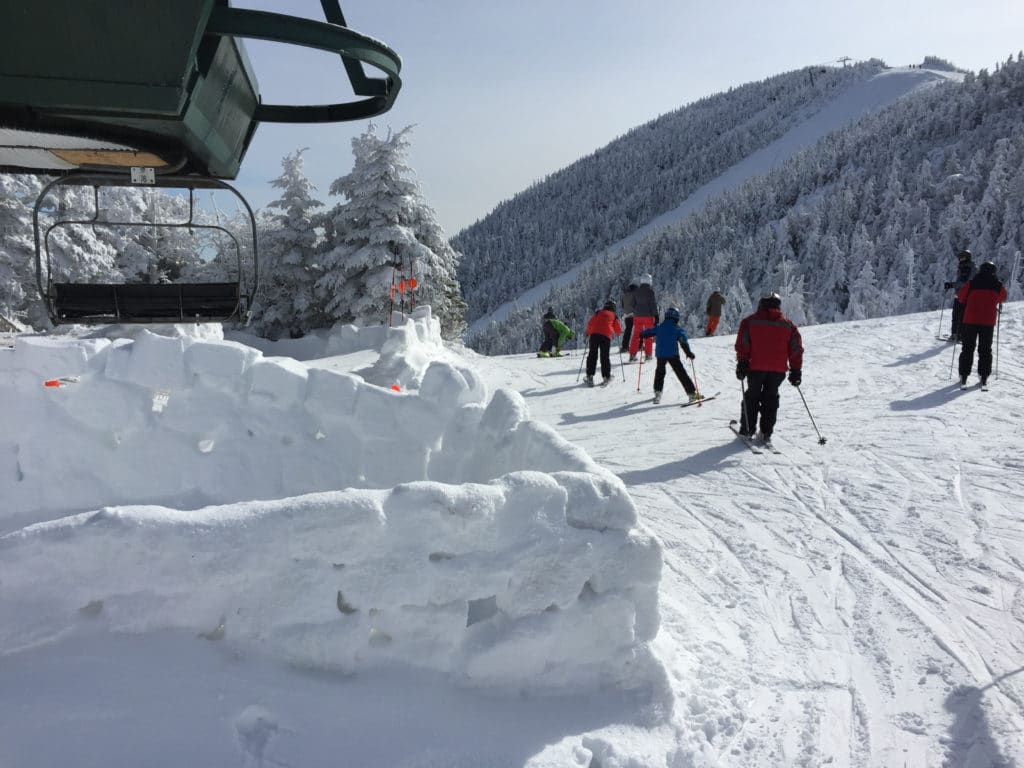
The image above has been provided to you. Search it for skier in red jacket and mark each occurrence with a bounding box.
[584,300,623,386]
[734,293,803,445]
[956,261,1007,388]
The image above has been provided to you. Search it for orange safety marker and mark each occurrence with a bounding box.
[43,376,79,388]
[390,384,401,392]
[408,277,418,289]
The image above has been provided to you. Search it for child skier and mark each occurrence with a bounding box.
[639,306,701,403]
[583,300,622,386]
[537,308,575,357]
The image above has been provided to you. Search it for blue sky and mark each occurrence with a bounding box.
[232,0,1024,235]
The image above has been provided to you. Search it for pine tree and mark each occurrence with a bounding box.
[250,148,325,339]
[317,124,466,337]
[0,174,42,324]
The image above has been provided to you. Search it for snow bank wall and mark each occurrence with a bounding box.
[0,309,620,523]
[0,310,666,697]
[0,474,664,696]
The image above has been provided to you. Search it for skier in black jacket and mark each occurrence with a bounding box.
[944,249,975,341]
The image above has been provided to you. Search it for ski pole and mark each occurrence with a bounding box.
[936,288,947,339]
[618,348,626,382]
[690,358,702,407]
[949,336,959,380]
[636,354,644,392]
[740,378,754,436]
[995,305,1002,379]
[576,336,587,382]
[795,385,827,445]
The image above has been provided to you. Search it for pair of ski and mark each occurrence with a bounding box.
[651,391,720,407]
[728,419,780,454]
[961,381,990,392]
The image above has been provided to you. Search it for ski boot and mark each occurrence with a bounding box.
[652,391,662,404]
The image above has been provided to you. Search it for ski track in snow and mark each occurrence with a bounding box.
[478,305,1024,767]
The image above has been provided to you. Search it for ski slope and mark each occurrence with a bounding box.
[2,303,1023,767]
[468,66,961,337]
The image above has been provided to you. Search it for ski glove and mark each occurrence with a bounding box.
[788,369,802,387]
[735,360,749,380]
[685,350,696,360]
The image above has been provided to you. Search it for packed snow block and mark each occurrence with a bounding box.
[247,357,309,407]
[10,336,109,378]
[324,322,388,356]
[56,379,150,434]
[104,331,188,390]
[418,361,487,411]
[362,436,428,488]
[351,384,400,435]
[586,532,663,595]
[478,388,529,436]
[305,368,360,418]
[184,339,260,394]
[281,422,364,492]
[426,403,485,483]
[552,471,637,531]
[391,394,447,450]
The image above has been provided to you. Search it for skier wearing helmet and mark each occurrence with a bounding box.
[944,249,975,341]
[956,261,1006,389]
[734,292,803,447]
[583,300,622,386]
[639,306,701,404]
[628,273,658,362]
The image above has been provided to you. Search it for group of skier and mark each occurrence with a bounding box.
[536,249,1009,448]
[539,277,803,448]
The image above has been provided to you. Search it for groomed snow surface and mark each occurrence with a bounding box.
[2,304,1023,767]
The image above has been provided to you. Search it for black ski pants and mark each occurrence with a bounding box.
[740,370,786,437]
[653,356,695,395]
[587,334,612,378]
[951,298,966,338]
[539,323,559,354]
[620,316,634,352]
[958,323,995,380]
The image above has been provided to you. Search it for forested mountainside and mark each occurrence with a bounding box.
[454,62,885,323]
[468,55,1024,356]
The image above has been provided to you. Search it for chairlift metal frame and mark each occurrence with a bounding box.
[1,0,402,325]
[33,173,258,325]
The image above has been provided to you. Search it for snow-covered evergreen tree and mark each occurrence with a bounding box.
[318,124,466,337]
[249,148,325,339]
[0,174,42,324]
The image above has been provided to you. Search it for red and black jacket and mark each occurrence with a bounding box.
[957,273,1007,326]
[735,307,803,373]
[586,309,622,339]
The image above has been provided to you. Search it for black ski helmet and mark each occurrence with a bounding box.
[665,306,681,322]
[759,292,782,309]
[958,249,972,261]
[603,300,616,311]
[543,307,555,319]
[980,261,997,274]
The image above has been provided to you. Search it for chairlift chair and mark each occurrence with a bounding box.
[0,0,402,325]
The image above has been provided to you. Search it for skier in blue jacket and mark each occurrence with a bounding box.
[639,307,702,404]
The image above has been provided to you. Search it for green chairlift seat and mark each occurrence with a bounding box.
[0,0,402,324]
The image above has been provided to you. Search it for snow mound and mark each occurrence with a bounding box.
[0,308,666,697]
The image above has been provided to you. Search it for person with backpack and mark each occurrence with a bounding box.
[705,289,727,336]
[944,249,975,341]
[584,300,622,386]
[956,261,1007,388]
[639,306,701,404]
[620,282,637,353]
[734,292,803,447]
[628,273,658,362]
[537,307,575,357]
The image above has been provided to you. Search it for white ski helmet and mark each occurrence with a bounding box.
[640,273,652,285]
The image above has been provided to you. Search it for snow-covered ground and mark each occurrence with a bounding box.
[467,66,961,337]
[2,303,1023,767]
